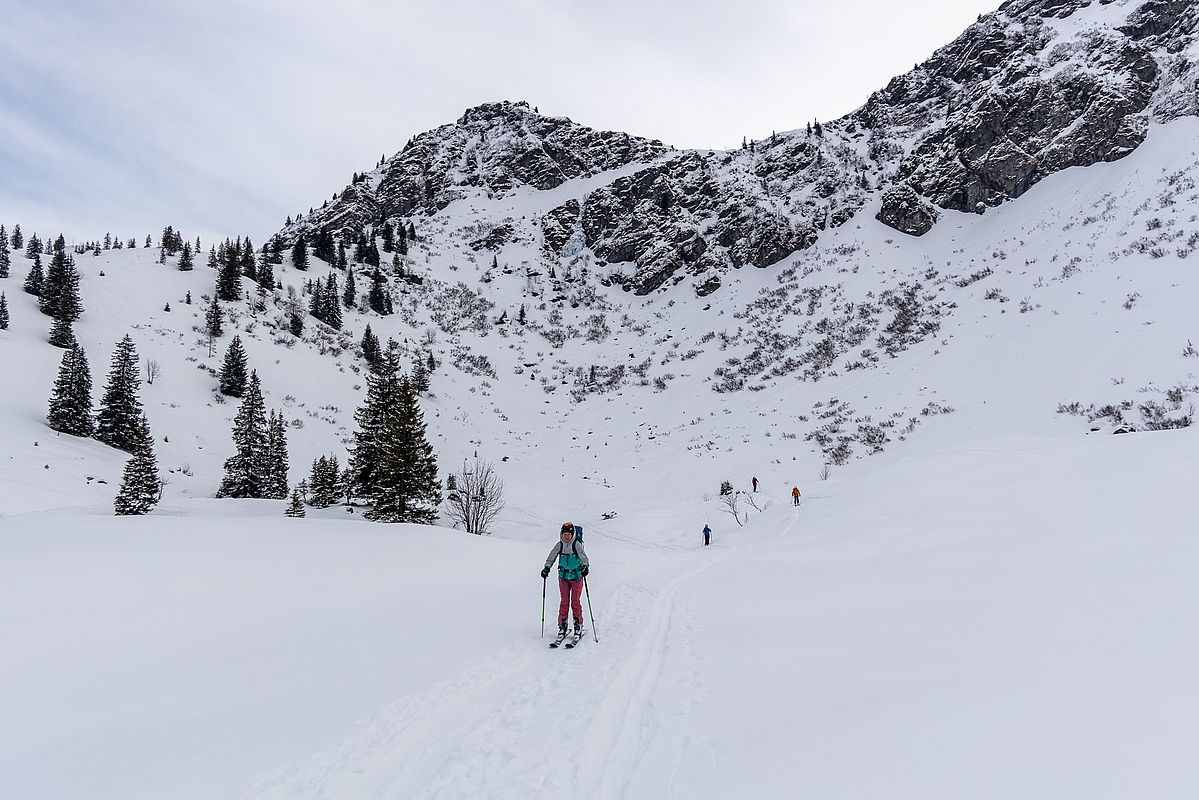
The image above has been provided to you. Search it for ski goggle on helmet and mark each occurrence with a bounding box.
[560,523,575,537]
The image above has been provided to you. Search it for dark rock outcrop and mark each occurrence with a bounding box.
[877,184,939,236]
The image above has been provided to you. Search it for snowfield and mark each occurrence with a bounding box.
[3,57,1199,800]
[2,430,1195,799]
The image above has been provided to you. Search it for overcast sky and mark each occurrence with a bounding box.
[0,0,998,246]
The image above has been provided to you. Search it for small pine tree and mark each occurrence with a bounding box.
[343,267,356,308]
[518,304,527,325]
[367,268,391,315]
[205,295,223,338]
[23,254,44,296]
[114,415,160,515]
[266,410,289,499]
[285,488,306,518]
[219,335,249,396]
[240,237,257,282]
[96,335,143,452]
[216,244,242,301]
[257,245,275,289]
[361,324,381,368]
[178,242,194,271]
[40,239,82,321]
[291,236,309,270]
[47,343,94,436]
[411,353,430,394]
[288,307,304,336]
[10,224,23,249]
[216,371,269,498]
[0,292,8,330]
[0,224,9,278]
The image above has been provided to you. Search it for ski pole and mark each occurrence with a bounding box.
[583,576,598,642]
[541,576,547,638]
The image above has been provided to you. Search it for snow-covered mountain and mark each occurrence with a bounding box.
[282,0,1197,295]
[2,1,1197,798]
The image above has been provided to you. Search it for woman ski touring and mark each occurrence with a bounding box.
[542,522,590,647]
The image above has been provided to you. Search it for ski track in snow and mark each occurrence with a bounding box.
[247,506,801,799]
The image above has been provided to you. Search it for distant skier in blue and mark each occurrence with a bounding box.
[703,524,711,546]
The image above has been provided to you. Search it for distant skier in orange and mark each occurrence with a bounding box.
[791,486,801,506]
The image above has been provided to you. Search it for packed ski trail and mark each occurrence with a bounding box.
[248,498,801,800]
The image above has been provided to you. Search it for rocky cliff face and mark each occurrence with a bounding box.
[279,0,1197,295]
[285,100,669,239]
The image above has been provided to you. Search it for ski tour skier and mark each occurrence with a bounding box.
[792,486,802,506]
[752,476,759,492]
[542,522,590,640]
[703,524,712,546]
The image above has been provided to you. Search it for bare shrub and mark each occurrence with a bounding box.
[444,458,505,535]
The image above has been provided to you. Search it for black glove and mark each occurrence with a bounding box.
[581,565,590,577]
[541,567,550,579]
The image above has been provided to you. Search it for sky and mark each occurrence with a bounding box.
[0,0,998,246]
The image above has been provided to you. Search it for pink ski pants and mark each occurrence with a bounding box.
[558,577,583,626]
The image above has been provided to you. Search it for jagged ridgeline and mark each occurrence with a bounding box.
[275,0,1196,297]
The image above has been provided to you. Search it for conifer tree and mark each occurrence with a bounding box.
[47,343,94,436]
[240,237,257,282]
[96,335,143,452]
[291,236,309,270]
[360,324,381,368]
[396,223,408,256]
[288,307,304,336]
[216,371,268,498]
[348,341,400,500]
[518,304,527,325]
[23,253,44,296]
[10,224,22,250]
[343,267,356,308]
[285,488,306,518]
[266,410,289,499]
[411,353,430,394]
[25,233,41,259]
[0,224,9,278]
[207,245,219,271]
[205,295,223,338]
[114,415,160,515]
[219,335,249,396]
[48,309,76,348]
[307,454,342,508]
[324,273,342,329]
[178,242,194,271]
[257,245,275,289]
[216,246,242,301]
[336,240,348,270]
[367,268,392,315]
[367,371,441,523]
[0,292,7,330]
[40,238,82,321]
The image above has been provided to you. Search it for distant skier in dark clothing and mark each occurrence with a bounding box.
[541,522,589,638]
[703,524,711,546]
[752,476,759,492]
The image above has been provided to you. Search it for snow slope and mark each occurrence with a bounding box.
[2,18,1198,800]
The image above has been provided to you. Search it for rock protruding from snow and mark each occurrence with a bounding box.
[876,184,939,236]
